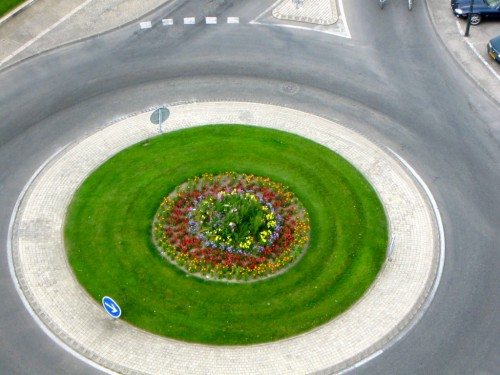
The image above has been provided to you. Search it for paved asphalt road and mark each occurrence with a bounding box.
[0,0,499,374]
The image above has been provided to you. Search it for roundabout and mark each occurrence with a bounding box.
[10,102,441,374]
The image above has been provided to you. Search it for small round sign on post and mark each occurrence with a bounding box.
[150,107,170,133]
[102,296,122,319]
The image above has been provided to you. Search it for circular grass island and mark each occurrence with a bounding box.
[65,125,388,345]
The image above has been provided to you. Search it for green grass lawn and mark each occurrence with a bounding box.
[65,125,388,345]
[0,0,26,17]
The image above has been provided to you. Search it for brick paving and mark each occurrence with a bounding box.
[272,0,338,25]
[11,102,441,374]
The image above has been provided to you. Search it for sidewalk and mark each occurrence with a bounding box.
[426,0,500,104]
[0,0,167,66]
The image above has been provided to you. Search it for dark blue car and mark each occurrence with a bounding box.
[487,35,500,63]
[451,0,500,24]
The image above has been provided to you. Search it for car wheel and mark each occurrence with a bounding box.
[469,13,482,25]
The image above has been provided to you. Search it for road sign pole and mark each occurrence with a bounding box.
[159,107,163,133]
[464,0,475,37]
[150,107,170,133]
[388,235,396,261]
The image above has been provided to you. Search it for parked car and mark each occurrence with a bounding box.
[451,0,500,25]
[487,35,500,63]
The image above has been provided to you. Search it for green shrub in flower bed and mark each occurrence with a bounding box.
[65,124,387,345]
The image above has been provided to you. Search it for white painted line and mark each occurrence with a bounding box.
[184,17,196,25]
[256,22,351,39]
[464,41,499,80]
[250,0,281,24]
[6,145,112,375]
[337,0,352,39]
[206,17,217,24]
[139,21,152,29]
[455,21,500,81]
[249,0,351,39]
[353,350,384,369]
[386,148,446,348]
[227,17,240,24]
[339,147,446,373]
[0,0,94,67]
[162,18,174,26]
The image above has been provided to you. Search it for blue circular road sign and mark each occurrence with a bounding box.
[102,296,122,319]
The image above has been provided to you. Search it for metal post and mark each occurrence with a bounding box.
[464,0,475,37]
[388,235,396,261]
[159,107,163,133]
[150,107,170,132]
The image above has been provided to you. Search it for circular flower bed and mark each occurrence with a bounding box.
[153,172,310,281]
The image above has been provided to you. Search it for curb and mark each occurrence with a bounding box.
[0,0,38,26]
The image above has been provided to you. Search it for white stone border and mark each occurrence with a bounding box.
[10,102,440,374]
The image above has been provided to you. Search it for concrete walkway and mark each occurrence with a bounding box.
[0,0,167,66]
[10,102,442,374]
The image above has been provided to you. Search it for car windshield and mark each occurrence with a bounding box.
[485,0,500,7]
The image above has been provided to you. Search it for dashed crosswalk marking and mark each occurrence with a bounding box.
[140,16,241,29]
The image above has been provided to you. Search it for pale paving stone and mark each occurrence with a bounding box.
[11,102,441,374]
[272,0,338,25]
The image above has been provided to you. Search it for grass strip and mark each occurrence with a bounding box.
[0,0,28,18]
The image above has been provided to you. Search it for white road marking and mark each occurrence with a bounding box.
[104,302,118,313]
[206,17,217,24]
[6,145,112,375]
[257,22,351,38]
[184,17,195,24]
[385,147,446,363]
[455,21,500,81]
[250,0,282,23]
[227,17,240,24]
[0,0,94,67]
[139,21,152,29]
[162,18,174,26]
[249,0,351,39]
[337,0,351,39]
